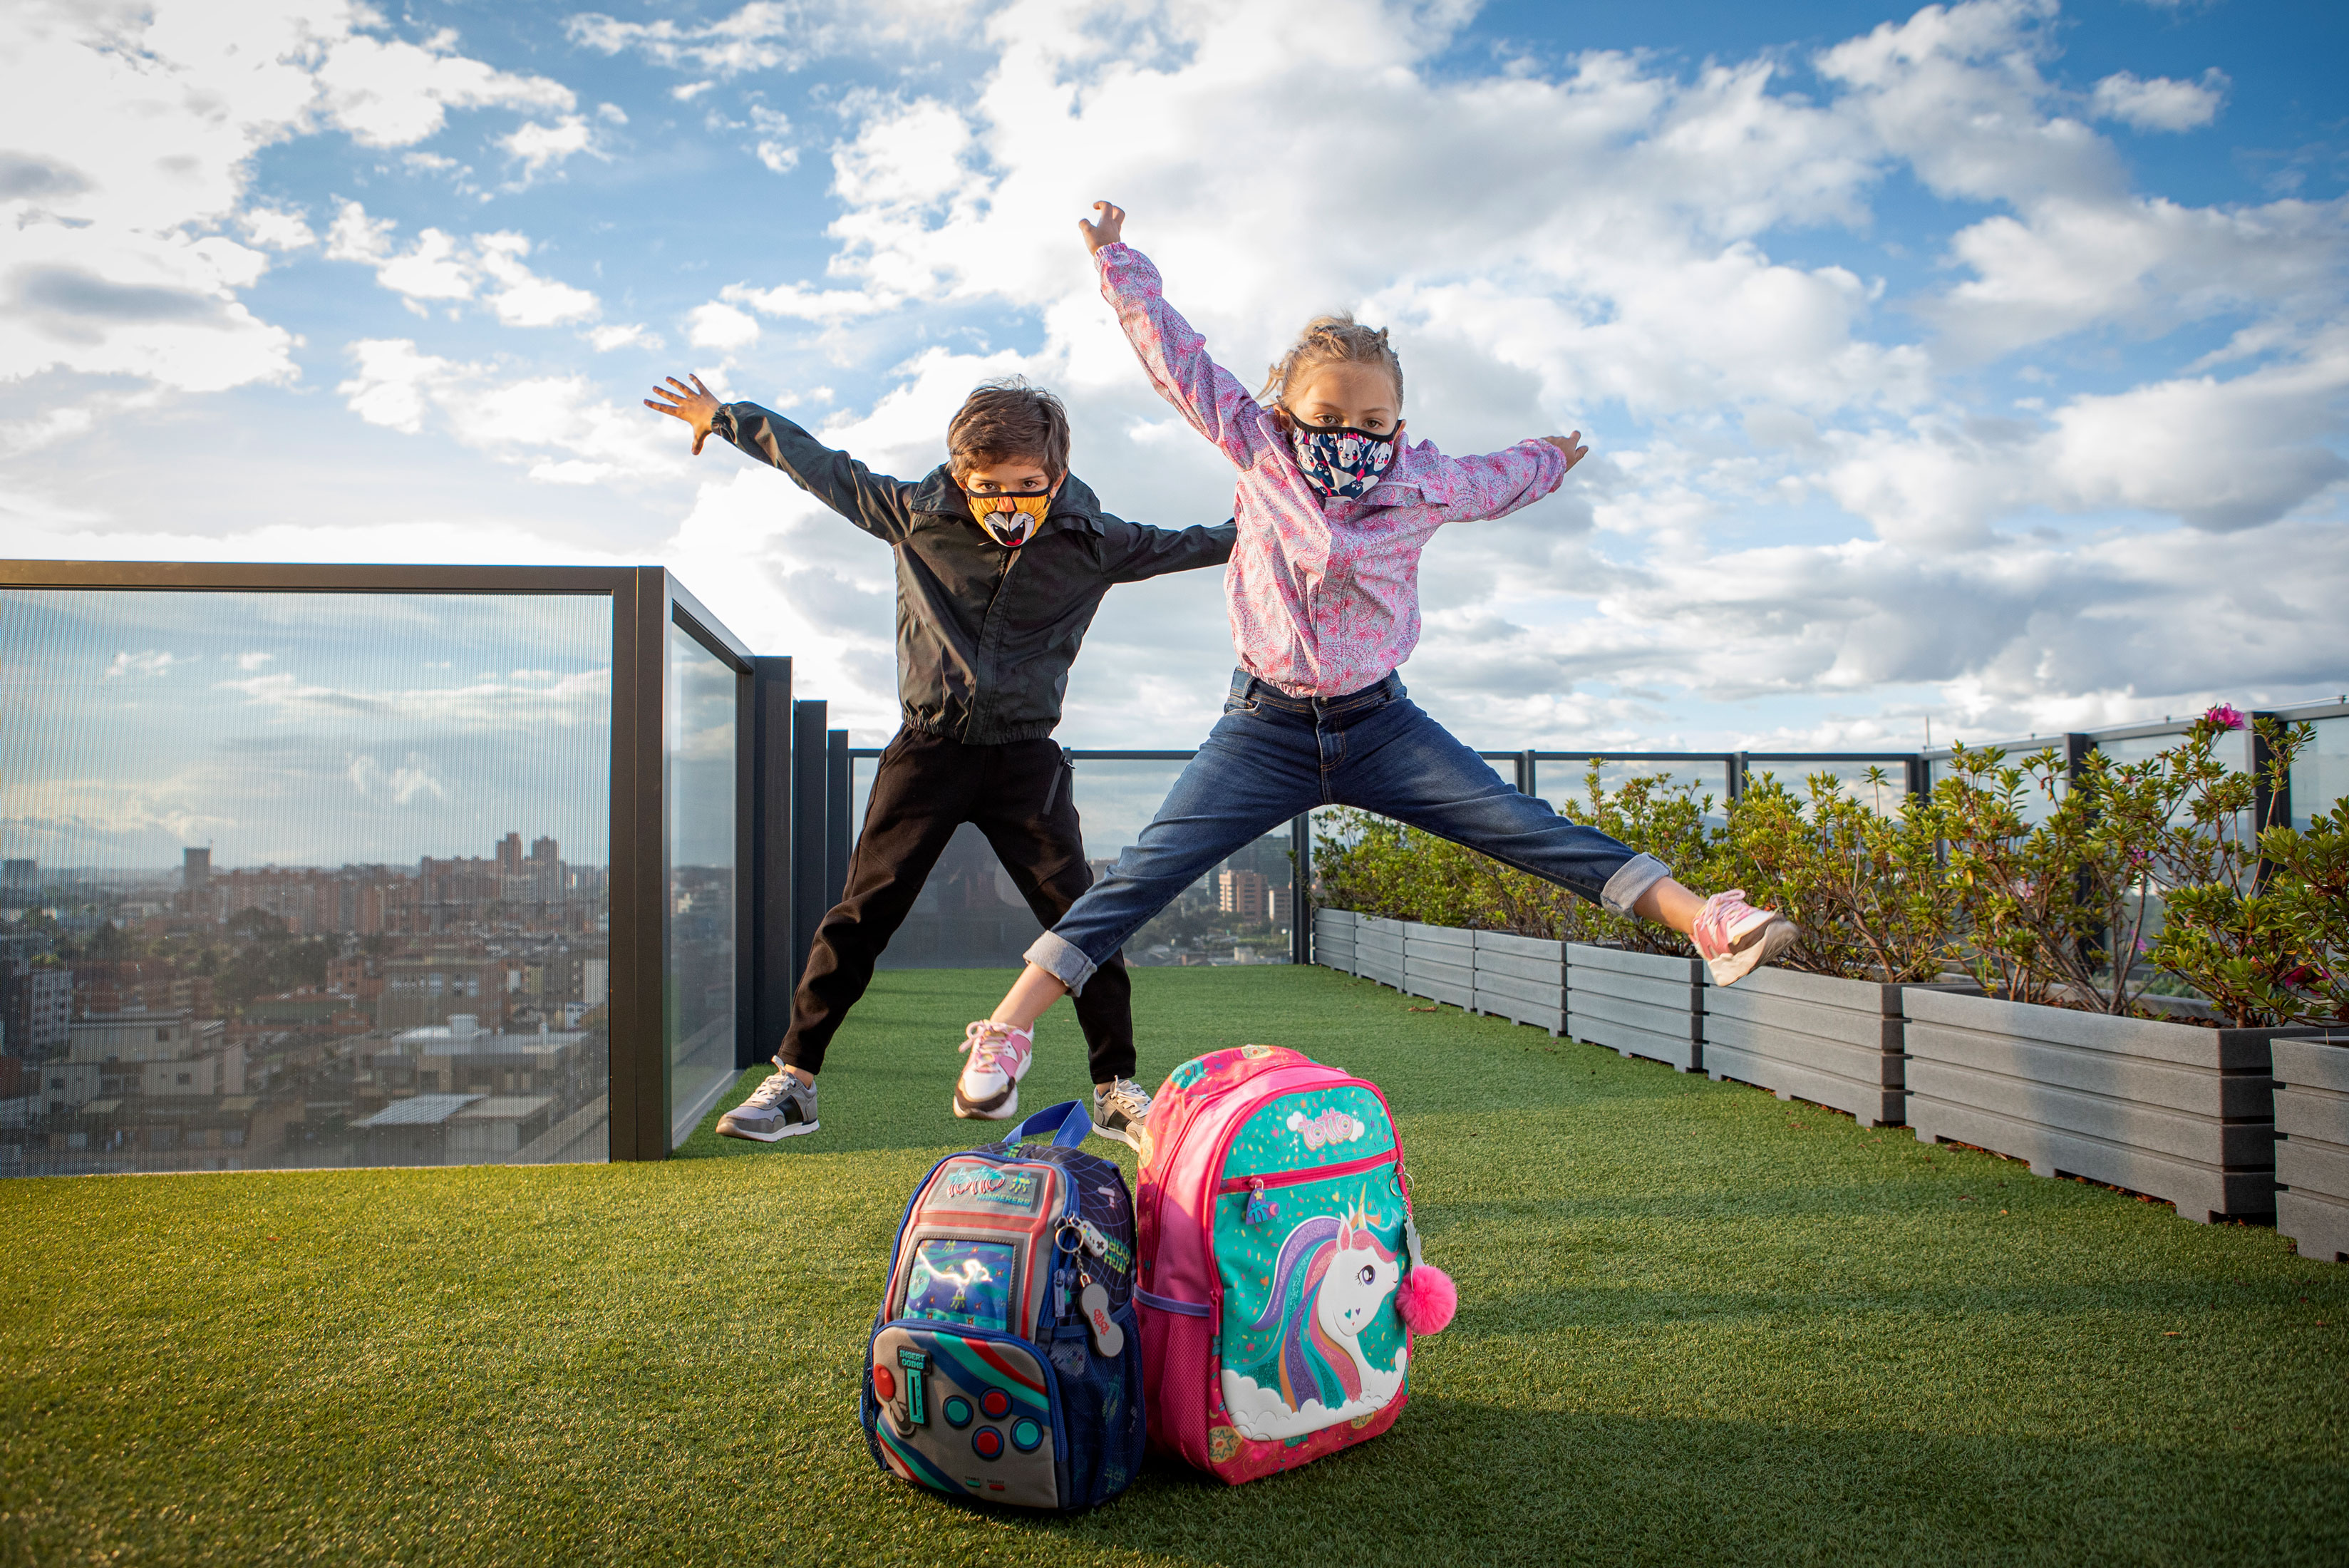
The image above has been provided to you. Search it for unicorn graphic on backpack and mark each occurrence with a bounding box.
[1218,1207,1407,1441]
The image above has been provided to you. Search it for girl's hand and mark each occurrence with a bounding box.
[1079,200,1126,255]
[645,373,723,455]
[1541,431,1589,472]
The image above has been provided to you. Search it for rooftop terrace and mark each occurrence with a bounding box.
[6,966,2344,1567]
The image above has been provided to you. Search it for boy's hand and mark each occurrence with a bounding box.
[1079,200,1125,256]
[1541,431,1589,473]
[645,373,723,455]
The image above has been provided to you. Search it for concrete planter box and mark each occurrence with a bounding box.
[1403,922,1477,1010]
[1702,969,1973,1130]
[1904,989,2306,1224]
[1567,944,1702,1072]
[1473,931,1566,1036]
[2275,1035,2349,1264]
[1313,907,1359,975]
[1356,917,1405,989]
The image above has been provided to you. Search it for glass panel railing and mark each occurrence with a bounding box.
[1069,758,1292,969]
[1743,758,1910,818]
[2291,714,2349,832]
[664,619,738,1149]
[0,588,611,1175]
[1534,757,1733,826]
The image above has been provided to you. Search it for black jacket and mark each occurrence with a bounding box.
[713,402,1236,744]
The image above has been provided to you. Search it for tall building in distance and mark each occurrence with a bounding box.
[496,832,524,877]
[182,847,210,890]
[1218,869,1268,922]
[530,836,560,904]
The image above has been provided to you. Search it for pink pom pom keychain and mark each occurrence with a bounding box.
[1395,1190,1456,1334]
[1395,1262,1457,1335]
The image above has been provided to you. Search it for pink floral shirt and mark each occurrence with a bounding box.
[1097,242,1569,698]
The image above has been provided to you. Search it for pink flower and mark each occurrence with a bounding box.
[2205,703,2246,731]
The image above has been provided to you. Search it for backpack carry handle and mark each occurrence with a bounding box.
[1003,1099,1093,1150]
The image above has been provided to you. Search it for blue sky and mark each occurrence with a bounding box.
[4,0,2345,765]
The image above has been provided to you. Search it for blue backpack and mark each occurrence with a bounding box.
[860,1101,1145,1511]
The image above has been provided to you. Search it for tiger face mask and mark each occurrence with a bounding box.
[964,488,1053,548]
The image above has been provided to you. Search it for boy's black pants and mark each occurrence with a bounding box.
[778,728,1135,1081]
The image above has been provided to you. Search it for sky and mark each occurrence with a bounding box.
[1,589,611,870]
[4,0,2346,763]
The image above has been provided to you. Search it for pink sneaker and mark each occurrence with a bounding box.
[954,1020,1036,1120]
[1690,889,1799,986]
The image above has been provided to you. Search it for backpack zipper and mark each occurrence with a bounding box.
[1216,1147,1399,1195]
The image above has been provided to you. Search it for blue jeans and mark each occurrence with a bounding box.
[1027,671,1668,991]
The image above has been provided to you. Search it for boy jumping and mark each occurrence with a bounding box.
[646,373,1235,1146]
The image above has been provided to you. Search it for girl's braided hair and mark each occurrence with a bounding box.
[1259,313,1403,412]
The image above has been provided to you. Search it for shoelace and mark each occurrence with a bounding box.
[1098,1078,1150,1116]
[1694,889,1751,951]
[745,1070,802,1110]
[961,1021,1023,1077]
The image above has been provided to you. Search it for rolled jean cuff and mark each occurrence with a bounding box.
[1024,930,1098,995]
[1599,852,1671,917]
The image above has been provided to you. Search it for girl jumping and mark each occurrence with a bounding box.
[951,201,1797,1137]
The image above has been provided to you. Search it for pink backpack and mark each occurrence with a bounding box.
[1132,1045,1455,1483]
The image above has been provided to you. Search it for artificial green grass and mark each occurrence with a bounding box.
[4,966,2345,1567]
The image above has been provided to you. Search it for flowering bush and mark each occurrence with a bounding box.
[2150,713,2342,1026]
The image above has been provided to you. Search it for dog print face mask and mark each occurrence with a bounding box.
[964,488,1053,548]
[1286,421,1400,500]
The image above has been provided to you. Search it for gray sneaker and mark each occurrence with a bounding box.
[716,1063,819,1143]
[1090,1077,1153,1149]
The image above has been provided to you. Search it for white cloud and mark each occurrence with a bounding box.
[311,28,574,148]
[749,105,798,175]
[587,322,661,352]
[500,115,597,183]
[325,201,602,326]
[475,233,599,326]
[336,337,686,484]
[2090,68,2226,133]
[346,752,449,805]
[240,207,318,251]
[686,301,762,351]
[103,650,192,679]
[339,337,465,435]
[565,1,971,78]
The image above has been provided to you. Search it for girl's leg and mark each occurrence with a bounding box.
[1328,691,1793,979]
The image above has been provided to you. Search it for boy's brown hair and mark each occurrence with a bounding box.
[946,378,1070,482]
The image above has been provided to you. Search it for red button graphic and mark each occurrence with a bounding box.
[979,1387,1012,1420]
[872,1365,896,1401]
[972,1426,1003,1460]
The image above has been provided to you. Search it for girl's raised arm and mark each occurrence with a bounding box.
[1083,204,1273,470]
[1434,433,1584,523]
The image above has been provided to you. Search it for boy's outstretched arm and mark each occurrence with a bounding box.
[1100,514,1239,584]
[645,371,917,543]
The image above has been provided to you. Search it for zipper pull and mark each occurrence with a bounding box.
[1244,1177,1277,1227]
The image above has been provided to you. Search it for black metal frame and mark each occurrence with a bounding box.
[1,560,767,1164]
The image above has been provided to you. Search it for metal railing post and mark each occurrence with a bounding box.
[748,657,793,1068]
[1290,813,1312,966]
[790,701,829,983]
[825,728,852,913]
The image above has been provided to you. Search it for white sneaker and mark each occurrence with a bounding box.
[953,1021,1035,1120]
[1690,889,1800,986]
[1090,1078,1152,1149]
